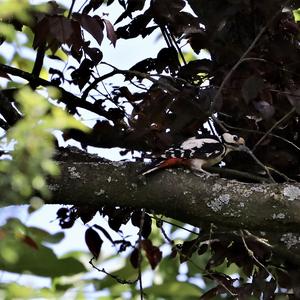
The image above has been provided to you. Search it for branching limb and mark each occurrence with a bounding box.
[0,63,114,120]
[241,146,276,183]
[240,229,275,279]
[83,62,180,100]
[89,258,138,285]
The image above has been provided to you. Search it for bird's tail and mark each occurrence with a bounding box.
[140,158,185,175]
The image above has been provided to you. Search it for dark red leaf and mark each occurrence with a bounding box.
[33,16,84,53]
[141,214,152,239]
[32,17,50,49]
[188,30,208,54]
[170,247,178,258]
[73,13,104,46]
[130,247,140,268]
[70,45,83,62]
[22,235,39,250]
[49,68,64,82]
[50,16,74,44]
[179,238,199,263]
[103,19,117,47]
[141,239,162,269]
[131,211,152,239]
[108,218,122,232]
[85,227,103,259]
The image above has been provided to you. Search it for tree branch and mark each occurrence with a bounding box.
[0,63,113,120]
[38,154,300,233]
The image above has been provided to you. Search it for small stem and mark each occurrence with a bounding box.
[219,120,300,152]
[137,209,145,300]
[167,27,186,66]
[252,108,296,152]
[240,230,275,279]
[89,258,138,284]
[68,0,76,18]
[242,146,276,183]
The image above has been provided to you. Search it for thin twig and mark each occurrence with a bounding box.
[67,0,76,18]
[267,166,296,182]
[189,259,238,297]
[137,209,145,300]
[206,166,272,183]
[243,230,300,266]
[252,107,296,152]
[160,25,173,48]
[239,230,275,279]
[83,63,180,100]
[167,27,186,66]
[82,69,118,100]
[155,216,173,244]
[210,29,268,113]
[270,89,300,97]
[211,115,229,133]
[219,120,300,152]
[89,258,138,284]
[151,215,199,236]
[241,146,276,182]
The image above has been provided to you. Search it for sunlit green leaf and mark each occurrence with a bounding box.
[0,22,17,42]
[143,281,202,299]
[0,236,86,277]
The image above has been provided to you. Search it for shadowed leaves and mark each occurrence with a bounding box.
[85,227,103,259]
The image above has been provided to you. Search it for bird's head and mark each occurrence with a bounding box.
[221,132,245,150]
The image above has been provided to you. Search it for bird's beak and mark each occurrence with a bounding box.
[238,137,245,146]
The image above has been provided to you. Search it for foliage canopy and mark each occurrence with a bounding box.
[0,0,300,299]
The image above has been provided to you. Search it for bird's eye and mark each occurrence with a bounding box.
[233,135,238,141]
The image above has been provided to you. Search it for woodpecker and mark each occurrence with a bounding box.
[141,133,245,175]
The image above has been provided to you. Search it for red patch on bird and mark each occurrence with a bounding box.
[159,158,186,168]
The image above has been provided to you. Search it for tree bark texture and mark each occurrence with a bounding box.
[46,155,300,234]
